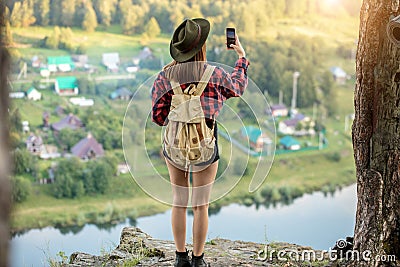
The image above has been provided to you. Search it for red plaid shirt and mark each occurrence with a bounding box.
[151,57,249,126]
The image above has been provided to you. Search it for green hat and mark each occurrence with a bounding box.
[170,18,210,63]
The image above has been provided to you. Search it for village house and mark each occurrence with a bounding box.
[269,104,289,117]
[55,76,79,96]
[22,121,30,133]
[117,163,130,175]
[40,68,51,78]
[102,52,120,72]
[240,126,273,153]
[71,54,89,69]
[330,66,348,85]
[9,92,25,99]
[279,118,299,135]
[279,114,315,136]
[279,135,301,150]
[69,97,94,107]
[40,145,61,160]
[109,87,133,100]
[51,113,84,132]
[47,56,75,72]
[71,133,104,160]
[31,55,41,68]
[132,47,155,65]
[26,87,42,101]
[26,134,44,155]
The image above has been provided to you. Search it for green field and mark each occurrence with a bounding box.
[9,18,357,232]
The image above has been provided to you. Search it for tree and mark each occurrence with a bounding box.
[119,1,138,34]
[10,1,22,27]
[0,7,12,263]
[92,161,112,194]
[144,17,161,39]
[35,0,50,26]
[4,8,12,45]
[61,0,76,27]
[12,176,31,203]
[350,1,400,266]
[319,70,336,116]
[50,0,62,25]
[58,128,86,150]
[95,0,115,27]
[13,148,35,176]
[82,1,98,32]
[45,26,60,49]
[59,27,74,51]
[21,0,36,27]
[9,108,22,132]
[53,158,83,198]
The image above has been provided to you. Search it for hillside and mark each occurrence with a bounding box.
[9,13,358,233]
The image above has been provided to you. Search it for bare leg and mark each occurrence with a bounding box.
[166,158,190,252]
[191,161,218,256]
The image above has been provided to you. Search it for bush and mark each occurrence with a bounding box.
[326,152,341,162]
[13,148,37,176]
[12,176,31,203]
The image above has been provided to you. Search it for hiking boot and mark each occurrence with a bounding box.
[191,252,209,267]
[174,250,191,267]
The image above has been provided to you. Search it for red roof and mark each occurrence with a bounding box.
[71,133,104,159]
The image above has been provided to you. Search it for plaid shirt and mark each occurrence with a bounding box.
[151,57,249,126]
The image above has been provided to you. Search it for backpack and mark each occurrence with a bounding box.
[163,65,216,169]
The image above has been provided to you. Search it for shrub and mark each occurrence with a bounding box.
[326,152,341,162]
[12,176,31,203]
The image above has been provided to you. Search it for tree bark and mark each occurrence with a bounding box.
[0,2,11,267]
[352,0,400,266]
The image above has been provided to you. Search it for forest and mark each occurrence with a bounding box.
[4,0,360,111]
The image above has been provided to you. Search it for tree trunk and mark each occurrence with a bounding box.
[0,3,11,267]
[352,0,400,266]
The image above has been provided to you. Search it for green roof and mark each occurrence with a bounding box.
[48,56,73,65]
[241,126,262,144]
[26,87,36,94]
[279,136,300,147]
[56,76,78,90]
[110,92,118,99]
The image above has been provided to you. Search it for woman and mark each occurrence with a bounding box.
[151,18,248,267]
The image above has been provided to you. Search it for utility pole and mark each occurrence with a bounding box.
[291,71,300,113]
[279,90,283,105]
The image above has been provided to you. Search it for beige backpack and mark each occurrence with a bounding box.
[163,65,216,169]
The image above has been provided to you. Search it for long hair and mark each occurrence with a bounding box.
[163,44,207,84]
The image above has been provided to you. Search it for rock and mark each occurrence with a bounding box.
[66,227,337,266]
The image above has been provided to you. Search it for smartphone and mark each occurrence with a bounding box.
[226,28,236,49]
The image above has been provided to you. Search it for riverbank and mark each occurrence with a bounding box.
[59,226,342,266]
[11,146,356,234]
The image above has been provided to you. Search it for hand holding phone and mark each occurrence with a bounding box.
[226,27,246,58]
[226,28,236,50]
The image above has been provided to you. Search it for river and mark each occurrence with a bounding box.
[10,183,356,267]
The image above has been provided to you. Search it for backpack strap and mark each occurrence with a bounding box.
[170,80,182,95]
[194,65,216,96]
